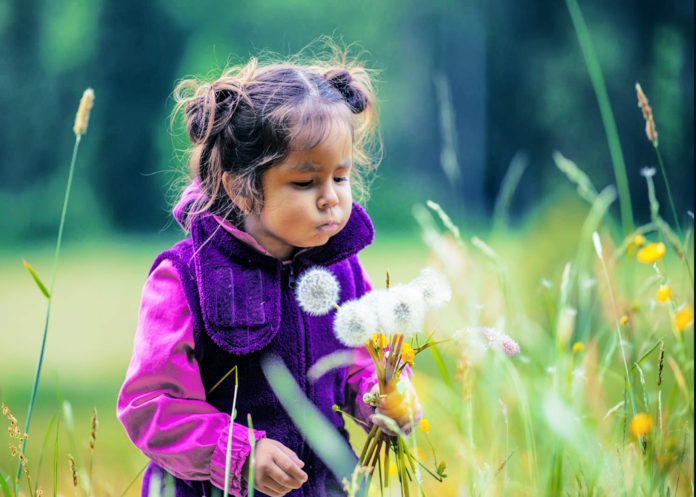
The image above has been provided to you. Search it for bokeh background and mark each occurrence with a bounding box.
[1,0,693,493]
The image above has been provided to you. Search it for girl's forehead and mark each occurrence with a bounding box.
[287,103,353,152]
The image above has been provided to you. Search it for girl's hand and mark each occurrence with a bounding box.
[242,438,308,496]
[369,381,422,437]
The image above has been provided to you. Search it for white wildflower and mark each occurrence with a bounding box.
[410,267,451,308]
[295,267,340,316]
[333,299,377,346]
[454,327,520,358]
[640,167,656,178]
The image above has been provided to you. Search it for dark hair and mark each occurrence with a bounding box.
[172,46,380,226]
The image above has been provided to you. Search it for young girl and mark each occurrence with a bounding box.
[118,50,420,497]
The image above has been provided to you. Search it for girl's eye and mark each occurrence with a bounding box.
[334,176,349,183]
[291,180,313,188]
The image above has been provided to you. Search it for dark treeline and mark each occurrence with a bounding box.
[0,0,692,242]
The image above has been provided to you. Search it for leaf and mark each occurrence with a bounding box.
[628,338,663,374]
[22,258,51,299]
[0,473,12,497]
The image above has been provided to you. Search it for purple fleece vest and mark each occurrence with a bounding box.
[143,203,374,497]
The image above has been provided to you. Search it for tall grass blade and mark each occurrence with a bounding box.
[0,474,12,497]
[493,151,528,233]
[21,259,50,299]
[552,151,598,204]
[261,355,357,484]
[19,133,83,481]
[247,414,256,497]
[52,416,60,497]
[223,368,239,497]
[34,410,57,489]
[565,0,633,236]
[118,463,148,497]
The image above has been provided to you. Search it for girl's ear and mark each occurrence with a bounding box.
[222,171,251,214]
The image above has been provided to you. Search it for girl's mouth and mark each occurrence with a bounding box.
[317,222,339,234]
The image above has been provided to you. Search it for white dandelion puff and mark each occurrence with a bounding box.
[410,267,451,308]
[369,284,426,338]
[333,299,378,346]
[296,267,340,316]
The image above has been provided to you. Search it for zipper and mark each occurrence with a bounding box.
[284,262,311,462]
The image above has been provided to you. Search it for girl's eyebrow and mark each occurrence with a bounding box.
[290,160,352,172]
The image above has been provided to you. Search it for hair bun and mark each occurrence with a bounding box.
[325,69,367,114]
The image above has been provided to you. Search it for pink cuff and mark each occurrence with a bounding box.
[209,422,266,495]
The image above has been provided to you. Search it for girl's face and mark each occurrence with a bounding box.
[241,122,354,260]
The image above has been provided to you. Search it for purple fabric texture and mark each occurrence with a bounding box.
[119,182,378,497]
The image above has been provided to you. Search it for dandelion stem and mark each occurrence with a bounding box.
[19,134,82,482]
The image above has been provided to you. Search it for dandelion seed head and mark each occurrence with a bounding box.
[410,267,451,308]
[375,284,426,337]
[333,299,377,346]
[296,267,340,316]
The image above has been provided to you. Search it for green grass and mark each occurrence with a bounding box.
[1,200,693,495]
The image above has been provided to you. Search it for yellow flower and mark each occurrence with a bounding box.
[637,242,666,264]
[371,333,388,348]
[656,285,672,303]
[632,234,646,247]
[572,342,584,353]
[401,342,415,364]
[674,305,694,332]
[620,315,629,326]
[388,460,398,476]
[629,412,653,439]
[418,418,430,433]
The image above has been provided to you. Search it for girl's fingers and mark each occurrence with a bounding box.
[274,441,306,469]
[270,453,307,489]
[258,479,287,497]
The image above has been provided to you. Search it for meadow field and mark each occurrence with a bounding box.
[1,184,693,496]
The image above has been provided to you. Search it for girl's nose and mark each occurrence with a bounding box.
[318,182,339,209]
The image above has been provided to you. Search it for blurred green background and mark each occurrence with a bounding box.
[0,0,693,242]
[0,0,693,491]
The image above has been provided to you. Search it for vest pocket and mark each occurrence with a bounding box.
[201,265,281,354]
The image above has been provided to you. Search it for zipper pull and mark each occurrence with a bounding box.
[287,264,296,289]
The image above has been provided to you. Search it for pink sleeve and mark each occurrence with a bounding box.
[117,259,265,495]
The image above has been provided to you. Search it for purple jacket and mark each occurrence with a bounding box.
[118,184,378,497]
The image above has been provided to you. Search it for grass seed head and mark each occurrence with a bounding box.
[635,83,658,147]
[73,88,95,137]
[90,407,98,451]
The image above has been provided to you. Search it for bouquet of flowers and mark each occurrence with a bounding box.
[296,267,452,496]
